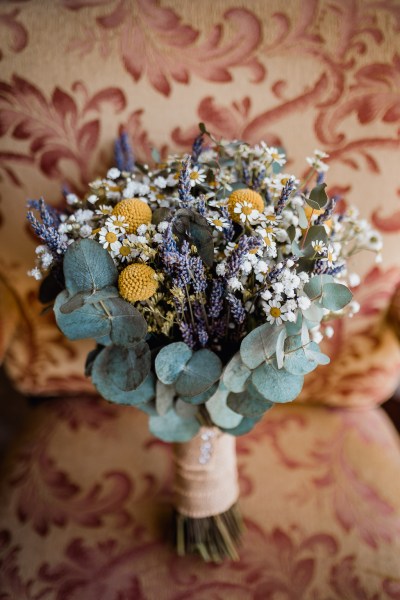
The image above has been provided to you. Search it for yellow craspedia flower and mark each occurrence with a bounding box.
[118,263,158,302]
[228,189,264,223]
[112,198,152,234]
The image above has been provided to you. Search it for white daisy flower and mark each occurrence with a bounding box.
[98,226,122,252]
[105,215,128,233]
[326,244,337,267]
[166,172,180,187]
[234,201,261,224]
[265,300,287,325]
[87,194,98,205]
[264,146,286,166]
[189,165,206,187]
[312,240,326,255]
[96,204,113,216]
[207,213,230,231]
[111,240,132,263]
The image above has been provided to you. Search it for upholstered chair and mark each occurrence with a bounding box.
[1,1,400,597]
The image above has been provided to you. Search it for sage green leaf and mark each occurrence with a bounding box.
[287,225,296,242]
[302,302,325,327]
[222,415,262,436]
[227,380,273,417]
[297,205,308,228]
[84,286,120,304]
[155,381,175,416]
[175,349,222,397]
[155,342,192,385]
[303,274,334,300]
[54,290,109,340]
[175,399,199,419]
[152,207,171,225]
[63,238,118,294]
[285,312,302,336]
[306,183,328,210]
[149,408,200,442]
[251,361,304,403]
[240,323,285,369]
[222,353,251,393]
[206,382,243,429]
[276,328,287,369]
[284,336,318,375]
[321,282,352,311]
[180,382,218,405]
[106,297,148,346]
[59,291,87,314]
[302,225,328,255]
[85,345,103,377]
[91,341,151,403]
[304,341,330,365]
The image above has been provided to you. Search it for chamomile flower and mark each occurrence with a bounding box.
[207,213,230,231]
[98,226,122,252]
[312,240,326,255]
[96,204,113,216]
[306,149,329,172]
[189,165,206,187]
[265,300,287,325]
[326,244,337,267]
[105,214,128,233]
[234,201,261,224]
[264,146,286,167]
[111,240,132,263]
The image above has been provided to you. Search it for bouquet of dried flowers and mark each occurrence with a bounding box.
[27,125,381,561]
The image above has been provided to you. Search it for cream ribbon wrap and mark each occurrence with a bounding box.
[173,426,239,519]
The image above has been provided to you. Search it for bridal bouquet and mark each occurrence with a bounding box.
[27,125,381,561]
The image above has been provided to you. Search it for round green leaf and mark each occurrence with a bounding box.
[91,341,151,403]
[155,342,192,385]
[227,380,273,417]
[180,382,218,405]
[240,323,285,369]
[54,290,109,340]
[284,336,318,375]
[222,415,262,437]
[175,349,222,398]
[155,381,175,416]
[63,238,118,294]
[106,297,148,346]
[251,362,304,403]
[149,408,200,442]
[222,353,251,392]
[304,341,330,365]
[321,283,352,311]
[306,183,328,210]
[206,382,243,429]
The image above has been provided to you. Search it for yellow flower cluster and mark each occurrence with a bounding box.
[112,198,152,233]
[118,263,158,302]
[227,189,264,223]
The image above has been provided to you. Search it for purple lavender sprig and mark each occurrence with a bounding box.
[276,177,295,216]
[178,155,194,207]
[227,293,246,324]
[253,167,265,192]
[220,207,234,242]
[179,322,196,349]
[27,199,66,256]
[315,197,337,225]
[114,131,134,172]
[191,134,204,163]
[189,255,207,293]
[208,280,225,319]
[226,235,261,279]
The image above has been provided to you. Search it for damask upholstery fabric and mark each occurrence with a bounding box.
[1,0,400,597]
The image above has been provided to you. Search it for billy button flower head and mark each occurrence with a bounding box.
[112,198,152,234]
[118,263,158,302]
[228,189,264,224]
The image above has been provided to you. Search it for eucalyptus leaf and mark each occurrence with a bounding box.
[206,382,243,429]
[302,225,328,255]
[222,415,262,437]
[284,336,318,375]
[175,349,222,397]
[106,297,148,346]
[54,290,110,340]
[321,282,352,311]
[222,353,251,393]
[155,381,175,416]
[175,399,199,419]
[84,286,120,304]
[251,361,304,403]
[227,380,273,417]
[303,274,334,301]
[173,209,214,267]
[63,238,118,294]
[155,342,192,385]
[306,183,328,210]
[297,205,308,229]
[85,345,103,377]
[240,323,285,369]
[152,207,171,225]
[91,341,151,403]
[59,291,87,314]
[149,408,200,442]
[285,312,303,336]
[302,302,325,327]
[180,382,218,405]
[304,341,330,365]
[276,328,287,369]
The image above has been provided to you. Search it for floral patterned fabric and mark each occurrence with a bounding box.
[1,0,400,596]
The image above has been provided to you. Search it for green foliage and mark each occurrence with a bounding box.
[251,361,304,403]
[240,323,285,369]
[222,353,251,393]
[304,341,330,365]
[227,379,273,417]
[155,381,175,416]
[305,183,328,210]
[149,407,200,442]
[173,208,214,267]
[303,274,333,300]
[180,382,218,405]
[54,291,109,341]
[155,342,192,385]
[222,415,262,436]
[175,349,222,397]
[206,382,243,429]
[321,283,352,311]
[63,238,118,294]
[283,335,318,375]
[91,342,151,404]
[302,225,328,256]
